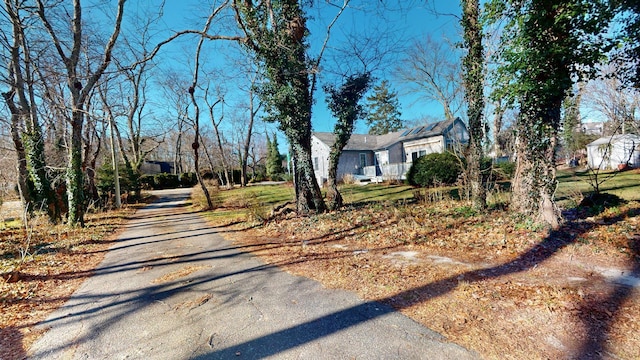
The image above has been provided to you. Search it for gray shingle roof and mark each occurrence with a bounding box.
[313,118,457,151]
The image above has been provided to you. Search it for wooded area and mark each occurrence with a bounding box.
[0,0,638,224]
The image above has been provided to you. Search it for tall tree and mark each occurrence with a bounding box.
[324,72,372,210]
[204,87,233,188]
[461,0,486,210]
[487,0,613,227]
[365,80,403,135]
[612,0,640,88]
[233,0,329,213]
[35,0,126,226]
[3,0,59,222]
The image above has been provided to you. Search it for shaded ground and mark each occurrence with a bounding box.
[216,200,640,359]
[0,203,140,360]
[9,189,478,360]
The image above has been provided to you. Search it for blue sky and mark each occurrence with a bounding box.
[149,1,463,143]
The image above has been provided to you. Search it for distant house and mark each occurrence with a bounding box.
[311,118,469,186]
[586,134,640,170]
[579,122,605,137]
[140,160,175,175]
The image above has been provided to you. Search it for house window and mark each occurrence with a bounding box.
[359,153,367,168]
[411,150,427,162]
[314,157,319,170]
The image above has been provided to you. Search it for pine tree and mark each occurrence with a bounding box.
[266,133,283,179]
[365,80,403,135]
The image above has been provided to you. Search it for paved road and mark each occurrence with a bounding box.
[28,189,478,359]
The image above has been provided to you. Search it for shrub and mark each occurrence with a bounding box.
[341,173,356,185]
[139,175,155,190]
[494,161,516,180]
[407,152,462,187]
[179,172,198,188]
[154,173,180,189]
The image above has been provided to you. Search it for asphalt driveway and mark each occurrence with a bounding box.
[28,188,478,359]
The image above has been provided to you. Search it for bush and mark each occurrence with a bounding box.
[154,173,180,189]
[179,172,198,188]
[407,152,462,187]
[494,161,516,180]
[139,175,155,190]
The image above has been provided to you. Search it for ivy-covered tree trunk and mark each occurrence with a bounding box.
[512,98,561,228]
[67,109,85,227]
[24,122,58,220]
[461,0,486,210]
[234,0,326,214]
[326,150,343,210]
[324,73,372,211]
[290,134,325,213]
[486,0,613,228]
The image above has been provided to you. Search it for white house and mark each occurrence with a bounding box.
[311,118,469,186]
[586,133,640,170]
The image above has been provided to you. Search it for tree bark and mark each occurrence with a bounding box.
[289,134,326,214]
[511,100,561,229]
[461,0,486,210]
[3,92,32,208]
[326,150,343,211]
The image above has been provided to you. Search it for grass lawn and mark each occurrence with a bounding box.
[556,168,640,204]
[199,168,640,225]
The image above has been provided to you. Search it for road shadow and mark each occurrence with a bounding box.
[22,190,640,359]
[195,204,640,358]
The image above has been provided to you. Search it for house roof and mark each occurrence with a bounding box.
[587,133,640,147]
[313,118,460,151]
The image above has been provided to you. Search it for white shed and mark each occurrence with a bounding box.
[586,134,640,170]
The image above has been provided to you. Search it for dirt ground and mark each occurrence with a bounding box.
[219,200,640,360]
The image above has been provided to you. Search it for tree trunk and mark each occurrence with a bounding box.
[289,136,325,214]
[511,103,561,229]
[67,109,85,226]
[461,0,486,210]
[240,94,257,187]
[326,151,342,211]
[4,92,32,208]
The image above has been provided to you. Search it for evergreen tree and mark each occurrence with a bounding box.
[266,133,284,178]
[365,80,403,135]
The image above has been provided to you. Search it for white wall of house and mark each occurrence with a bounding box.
[311,136,331,186]
[375,149,389,165]
[403,136,445,163]
[587,134,640,170]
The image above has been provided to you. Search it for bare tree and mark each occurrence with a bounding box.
[203,85,232,188]
[2,0,59,222]
[396,34,463,120]
[583,65,639,136]
[35,0,126,226]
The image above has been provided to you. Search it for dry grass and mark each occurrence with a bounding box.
[220,198,640,360]
[0,202,147,360]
